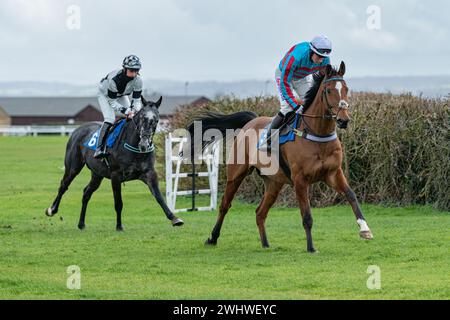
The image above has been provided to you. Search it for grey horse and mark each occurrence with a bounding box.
[45,96,184,230]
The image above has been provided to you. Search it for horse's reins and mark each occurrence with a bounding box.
[125,113,155,153]
[321,77,349,120]
[268,76,348,143]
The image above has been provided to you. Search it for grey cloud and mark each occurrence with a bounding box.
[0,0,448,84]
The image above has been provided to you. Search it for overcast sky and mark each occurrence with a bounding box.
[1,0,449,84]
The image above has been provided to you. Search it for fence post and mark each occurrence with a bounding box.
[165,134,174,211]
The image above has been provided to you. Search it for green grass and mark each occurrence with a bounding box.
[0,136,449,300]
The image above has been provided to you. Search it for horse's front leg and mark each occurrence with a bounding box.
[326,168,373,239]
[293,175,316,253]
[143,171,184,227]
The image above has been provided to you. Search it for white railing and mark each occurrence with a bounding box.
[0,123,168,137]
[0,125,79,136]
[165,133,220,213]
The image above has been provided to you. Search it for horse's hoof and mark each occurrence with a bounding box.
[78,224,85,230]
[171,218,184,227]
[205,238,217,246]
[116,226,124,232]
[45,208,54,217]
[308,249,319,254]
[360,230,373,240]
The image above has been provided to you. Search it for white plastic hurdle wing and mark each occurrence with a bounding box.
[165,133,220,213]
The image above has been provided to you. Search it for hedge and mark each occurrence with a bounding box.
[156,93,449,211]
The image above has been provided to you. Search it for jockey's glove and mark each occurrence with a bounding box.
[124,108,134,116]
[119,106,134,116]
[295,105,304,114]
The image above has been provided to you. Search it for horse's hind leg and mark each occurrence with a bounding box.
[46,145,85,217]
[206,164,251,246]
[256,179,283,248]
[78,172,103,230]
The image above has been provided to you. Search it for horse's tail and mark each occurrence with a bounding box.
[186,111,258,154]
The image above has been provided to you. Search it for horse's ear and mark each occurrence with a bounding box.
[338,61,346,76]
[141,96,148,106]
[325,64,333,78]
[155,96,163,109]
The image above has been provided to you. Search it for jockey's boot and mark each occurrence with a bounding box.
[94,122,113,159]
[266,112,285,154]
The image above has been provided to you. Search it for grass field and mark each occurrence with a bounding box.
[0,136,449,300]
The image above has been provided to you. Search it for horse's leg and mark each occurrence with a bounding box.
[293,175,316,253]
[326,168,373,239]
[46,147,85,217]
[206,164,250,246]
[143,170,184,227]
[255,180,283,248]
[111,174,124,231]
[78,172,103,230]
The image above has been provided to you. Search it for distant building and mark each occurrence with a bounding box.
[0,95,211,127]
[0,106,10,126]
[0,97,102,126]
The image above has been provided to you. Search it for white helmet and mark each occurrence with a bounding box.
[310,35,332,58]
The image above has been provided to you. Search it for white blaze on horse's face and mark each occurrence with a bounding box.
[336,81,342,97]
[335,81,349,109]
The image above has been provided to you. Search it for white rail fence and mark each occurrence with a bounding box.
[0,123,168,137]
[0,126,78,136]
[165,133,220,213]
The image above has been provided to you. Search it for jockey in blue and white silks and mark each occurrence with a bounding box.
[94,55,144,159]
[265,35,332,151]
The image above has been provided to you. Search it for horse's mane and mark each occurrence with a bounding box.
[303,65,340,111]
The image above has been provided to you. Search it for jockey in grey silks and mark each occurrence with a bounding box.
[94,55,144,159]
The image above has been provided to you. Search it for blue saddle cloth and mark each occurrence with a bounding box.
[83,120,126,151]
[257,113,300,149]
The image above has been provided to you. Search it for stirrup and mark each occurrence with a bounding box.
[258,134,272,152]
[94,151,105,159]
[94,147,109,159]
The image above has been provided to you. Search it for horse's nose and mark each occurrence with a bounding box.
[337,118,349,129]
[139,143,148,152]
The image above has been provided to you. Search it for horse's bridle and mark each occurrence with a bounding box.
[128,112,154,152]
[294,76,349,137]
[301,76,349,120]
[321,77,349,120]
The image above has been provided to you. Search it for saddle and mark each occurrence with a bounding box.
[257,113,300,150]
[83,119,127,151]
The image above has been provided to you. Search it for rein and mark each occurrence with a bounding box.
[124,112,155,154]
[287,76,347,142]
[302,76,347,119]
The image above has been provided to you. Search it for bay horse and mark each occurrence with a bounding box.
[45,96,184,230]
[189,62,373,253]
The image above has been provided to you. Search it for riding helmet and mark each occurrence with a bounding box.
[310,35,332,58]
[123,55,142,70]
